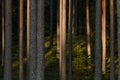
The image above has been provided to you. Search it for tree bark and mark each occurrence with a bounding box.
[57,0,60,54]
[95,0,102,80]
[74,0,78,35]
[4,0,12,80]
[102,0,106,74]
[36,0,45,80]
[117,0,120,80]
[2,0,4,66]
[68,0,73,79]
[50,0,53,48]
[116,0,120,80]
[86,0,91,68]
[19,0,23,80]
[28,0,37,80]
[59,0,67,80]
[26,0,30,80]
[110,0,115,80]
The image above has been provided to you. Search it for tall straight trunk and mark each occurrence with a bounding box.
[75,0,78,35]
[4,0,12,80]
[110,0,115,80]
[102,0,106,74]
[26,0,30,79]
[117,0,120,80]
[19,0,23,80]
[68,0,73,79]
[86,0,91,68]
[72,0,75,33]
[28,0,37,80]
[57,0,60,53]
[95,0,102,80]
[36,0,44,80]
[50,0,53,48]
[27,0,30,59]
[1,0,4,66]
[59,0,66,80]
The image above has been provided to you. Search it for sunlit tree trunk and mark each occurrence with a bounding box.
[117,0,120,80]
[50,0,53,48]
[102,0,106,74]
[36,0,44,79]
[86,0,91,68]
[26,0,30,79]
[27,0,30,60]
[28,0,37,80]
[4,0,12,80]
[68,0,73,79]
[59,0,66,79]
[19,0,23,80]
[95,0,102,79]
[1,0,4,66]
[110,0,115,80]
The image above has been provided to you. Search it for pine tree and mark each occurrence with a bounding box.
[102,0,106,74]
[117,0,120,79]
[36,0,45,79]
[59,0,67,80]
[110,0,115,80]
[28,0,37,80]
[116,0,120,80]
[95,0,102,79]
[19,0,23,80]
[68,0,73,79]
[4,0,12,80]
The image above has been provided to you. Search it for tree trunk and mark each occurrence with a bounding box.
[28,0,37,80]
[4,0,12,80]
[27,0,30,59]
[117,0,120,80]
[86,0,91,68]
[50,0,53,48]
[26,0,30,79]
[36,0,44,80]
[110,0,115,80]
[68,0,73,79]
[2,0,4,66]
[74,0,78,35]
[59,0,66,80]
[95,0,102,80]
[19,0,23,80]
[102,0,106,74]
[57,0,60,54]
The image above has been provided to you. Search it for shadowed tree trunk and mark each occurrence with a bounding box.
[28,0,37,80]
[1,0,4,66]
[19,0,23,80]
[4,0,12,80]
[95,0,102,79]
[110,0,115,80]
[117,0,120,80]
[86,0,91,68]
[57,0,60,54]
[102,0,106,74]
[74,0,78,35]
[59,0,66,80]
[50,0,53,48]
[68,0,73,79]
[36,0,45,79]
